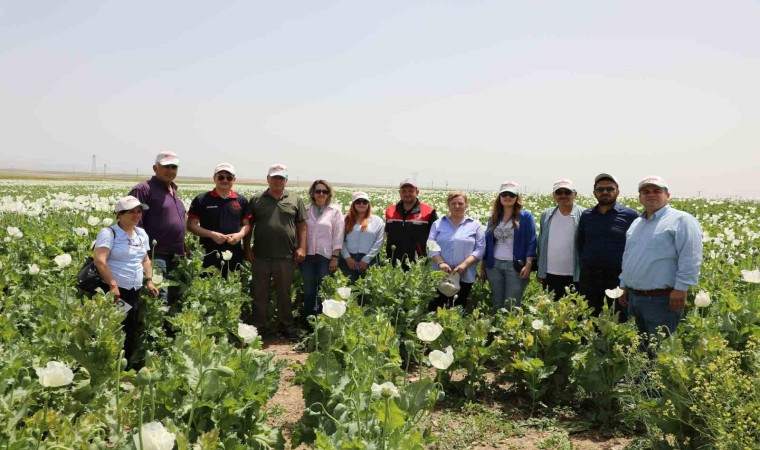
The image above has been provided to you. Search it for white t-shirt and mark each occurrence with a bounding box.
[546,213,574,276]
[493,221,515,261]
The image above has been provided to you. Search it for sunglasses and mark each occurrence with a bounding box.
[354,199,369,205]
[499,192,517,198]
[313,189,330,195]
[554,189,574,196]
[594,186,616,193]
[216,174,234,181]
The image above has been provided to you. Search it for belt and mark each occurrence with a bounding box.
[629,288,673,297]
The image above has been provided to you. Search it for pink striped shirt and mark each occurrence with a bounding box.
[305,204,345,259]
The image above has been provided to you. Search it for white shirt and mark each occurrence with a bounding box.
[493,221,515,261]
[546,213,575,276]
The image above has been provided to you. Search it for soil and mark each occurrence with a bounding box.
[263,337,634,449]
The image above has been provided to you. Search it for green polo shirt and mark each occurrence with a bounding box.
[247,189,306,259]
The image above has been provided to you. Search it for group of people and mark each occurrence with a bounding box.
[94,151,703,363]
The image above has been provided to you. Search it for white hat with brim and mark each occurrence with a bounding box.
[155,151,179,166]
[214,163,235,176]
[638,175,669,191]
[351,191,370,203]
[268,163,288,179]
[399,178,417,188]
[114,195,149,213]
[552,179,576,193]
[499,181,520,195]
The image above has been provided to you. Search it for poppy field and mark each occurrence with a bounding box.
[1,180,759,449]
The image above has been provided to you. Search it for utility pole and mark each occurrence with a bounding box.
[92,155,96,176]
[103,163,106,178]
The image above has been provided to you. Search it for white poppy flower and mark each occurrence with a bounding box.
[152,273,164,284]
[337,287,352,300]
[102,218,114,226]
[694,291,711,308]
[428,346,454,370]
[6,226,22,238]
[87,216,101,226]
[371,381,400,398]
[741,269,760,284]
[604,287,625,299]
[322,299,347,318]
[237,323,258,344]
[426,240,441,252]
[531,319,545,331]
[74,227,89,237]
[28,264,40,275]
[133,421,176,450]
[221,250,233,261]
[54,254,72,268]
[35,361,74,388]
[416,322,443,342]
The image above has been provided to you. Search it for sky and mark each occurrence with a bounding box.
[1,0,759,198]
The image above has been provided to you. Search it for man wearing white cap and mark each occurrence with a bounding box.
[243,163,307,339]
[576,173,638,320]
[536,179,583,300]
[384,178,438,270]
[187,163,251,276]
[618,176,703,341]
[129,151,186,304]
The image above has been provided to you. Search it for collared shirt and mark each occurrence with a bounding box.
[305,203,344,259]
[129,176,186,256]
[428,216,486,283]
[94,224,149,290]
[342,215,385,263]
[188,189,250,254]
[620,205,703,291]
[577,203,638,269]
[385,199,438,264]
[247,189,306,259]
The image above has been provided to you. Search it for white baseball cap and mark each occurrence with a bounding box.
[214,163,235,176]
[399,178,418,188]
[267,163,288,179]
[351,191,370,203]
[155,151,179,166]
[114,195,149,213]
[499,181,520,195]
[638,175,669,191]
[552,179,576,193]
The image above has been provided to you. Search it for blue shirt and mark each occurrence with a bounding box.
[576,203,638,269]
[620,205,703,291]
[341,215,385,263]
[95,224,150,290]
[428,216,486,283]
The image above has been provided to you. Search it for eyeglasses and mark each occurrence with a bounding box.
[354,199,369,205]
[313,189,330,195]
[554,189,574,196]
[499,192,517,198]
[594,186,616,193]
[216,174,234,181]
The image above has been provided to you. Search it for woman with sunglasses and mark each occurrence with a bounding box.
[340,192,384,284]
[93,195,159,367]
[302,180,344,319]
[480,181,537,310]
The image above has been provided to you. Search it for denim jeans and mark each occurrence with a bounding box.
[153,253,179,306]
[486,259,529,311]
[300,255,331,319]
[628,292,683,340]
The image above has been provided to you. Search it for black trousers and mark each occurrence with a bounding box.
[99,283,141,366]
[545,273,575,301]
[429,282,474,312]
[578,266,628,322]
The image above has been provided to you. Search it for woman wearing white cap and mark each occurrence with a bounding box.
[93,195,159,367]
[301,180,344,318]
[340,192,384,284]
[480,181,537,310]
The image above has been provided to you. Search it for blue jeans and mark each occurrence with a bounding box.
[300,255,331,319]
[628,292,683,339]
[486,259,529,311]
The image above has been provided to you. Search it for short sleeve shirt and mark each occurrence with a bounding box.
[94,224,149,290]
[246,189,306,259]
[188,189,249,251]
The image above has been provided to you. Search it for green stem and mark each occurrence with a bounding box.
[137,388,145,449]
[115,350,124,439]
[381,397,391,450]
[34,390,49,450]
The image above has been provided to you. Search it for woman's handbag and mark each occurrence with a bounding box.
[513,258,538,273]
[76,227,115,295]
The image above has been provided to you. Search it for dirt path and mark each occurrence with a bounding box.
[263,338,633,449]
